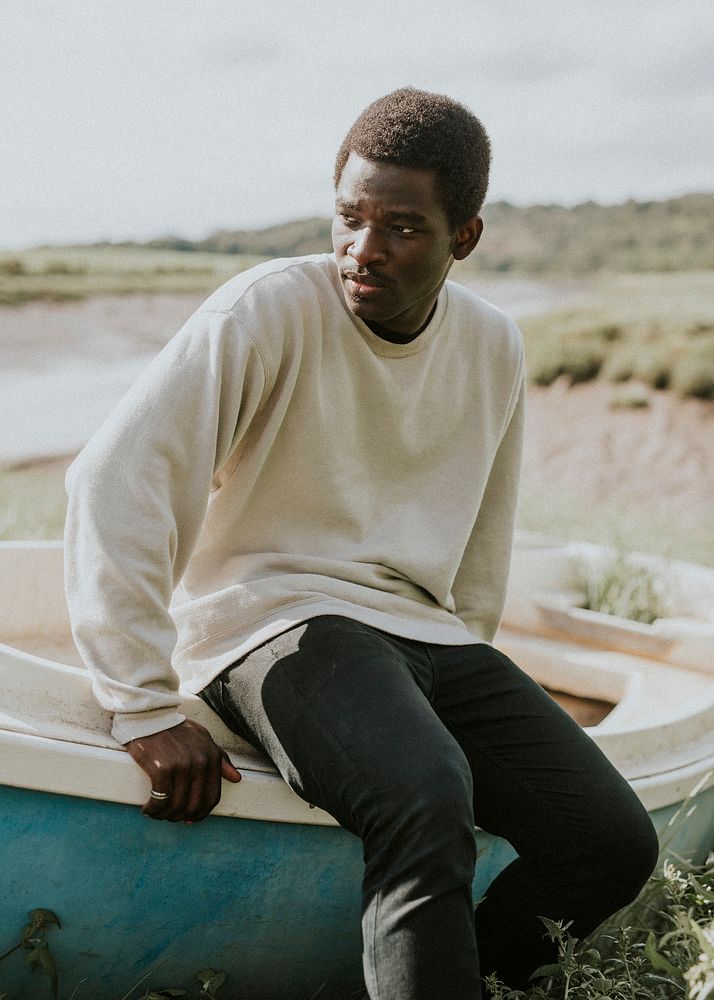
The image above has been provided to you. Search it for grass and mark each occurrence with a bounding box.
[487,854,714,1000]
[0,247,265,304]
[519,273,714,399]
[580,550,665,624]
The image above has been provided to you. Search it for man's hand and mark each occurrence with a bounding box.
[126,718,242,823]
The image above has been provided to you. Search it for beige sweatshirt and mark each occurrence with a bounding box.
[64,254,525,745]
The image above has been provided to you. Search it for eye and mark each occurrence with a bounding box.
[338,212,360,227]
[392,224,416,235]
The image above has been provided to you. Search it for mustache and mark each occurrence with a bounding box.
[340,267,389,286]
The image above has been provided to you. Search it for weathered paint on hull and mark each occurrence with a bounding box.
[1,784,711,1000]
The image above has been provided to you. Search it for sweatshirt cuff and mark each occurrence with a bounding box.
[112,708,187,746]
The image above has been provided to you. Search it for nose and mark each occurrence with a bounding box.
[348,226,387,267]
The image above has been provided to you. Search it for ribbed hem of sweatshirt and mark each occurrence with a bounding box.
[112,708,186,745]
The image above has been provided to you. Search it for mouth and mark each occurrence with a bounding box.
[341,270,388,298]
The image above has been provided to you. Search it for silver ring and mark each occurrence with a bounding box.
[150,789,170,800]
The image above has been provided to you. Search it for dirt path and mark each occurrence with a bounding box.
[522,378,714,527]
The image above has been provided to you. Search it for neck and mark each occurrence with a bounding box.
[366,300,438,344]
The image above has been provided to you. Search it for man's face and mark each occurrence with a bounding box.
[332,152,474,340]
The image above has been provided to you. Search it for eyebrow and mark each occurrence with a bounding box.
[336,200,430,225]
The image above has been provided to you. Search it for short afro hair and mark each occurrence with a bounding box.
[334,87,491,230]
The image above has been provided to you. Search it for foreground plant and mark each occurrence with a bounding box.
[0,917,226,1000]
[137,967,225,1000]
[0,909,61,999]
[486,856,714,999]
[684,919,714,1000]
[581,549,665,624]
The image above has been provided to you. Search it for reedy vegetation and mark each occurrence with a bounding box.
[487,856,714,1000]
[581,551,665,625]
[519,279,714,400]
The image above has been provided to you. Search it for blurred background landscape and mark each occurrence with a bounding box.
[2,1,712,566]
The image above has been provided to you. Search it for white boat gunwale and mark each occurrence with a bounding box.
[1,537,713,824]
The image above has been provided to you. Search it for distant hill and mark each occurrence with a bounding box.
[143,192,713,275]
[476,194,714,273]
[145,218,332,258]
[172,217,333,259]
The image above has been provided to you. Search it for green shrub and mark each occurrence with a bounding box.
[581,551,665,624]
[528,356,567,387]
[670,336,714,400]
[603,343,641,382]
[561,337,608,383]
[632,345,674,390]
[525,324,612,386]
[0,247,263,304]
[0,465,68,540]
[0,258,25,275]
[40,262,87,276]
[608,386,650,409]
[518,276,714,397]
[688,322,714,336]
[597,323,623,342]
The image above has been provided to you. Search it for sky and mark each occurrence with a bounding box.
[3,1,713,248]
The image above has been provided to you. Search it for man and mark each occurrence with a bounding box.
[65,88,658,999]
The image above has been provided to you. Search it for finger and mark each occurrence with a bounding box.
[142,752,193,822]
[128,745,175,820]
[141,756,188,819]
[161,761,196,822]
[141,786,173,819]
[187,765,222,824]
[184,750,241,823]
[221,752,242,783]
[182,748,221,823]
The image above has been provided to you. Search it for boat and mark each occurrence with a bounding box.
[1,535,712,999]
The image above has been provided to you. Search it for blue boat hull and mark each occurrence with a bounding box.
[1,783,712,1000]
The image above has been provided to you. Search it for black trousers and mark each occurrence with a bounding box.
[201,615,659,1000]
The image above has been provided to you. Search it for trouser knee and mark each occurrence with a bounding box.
[610,804,659,901]
[363,760,476,886]
[571,797,659,912]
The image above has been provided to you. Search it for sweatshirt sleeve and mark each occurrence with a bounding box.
[64,307,269,745]
[451,365,526,643]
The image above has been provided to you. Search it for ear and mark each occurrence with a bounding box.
[451,217,483,261]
